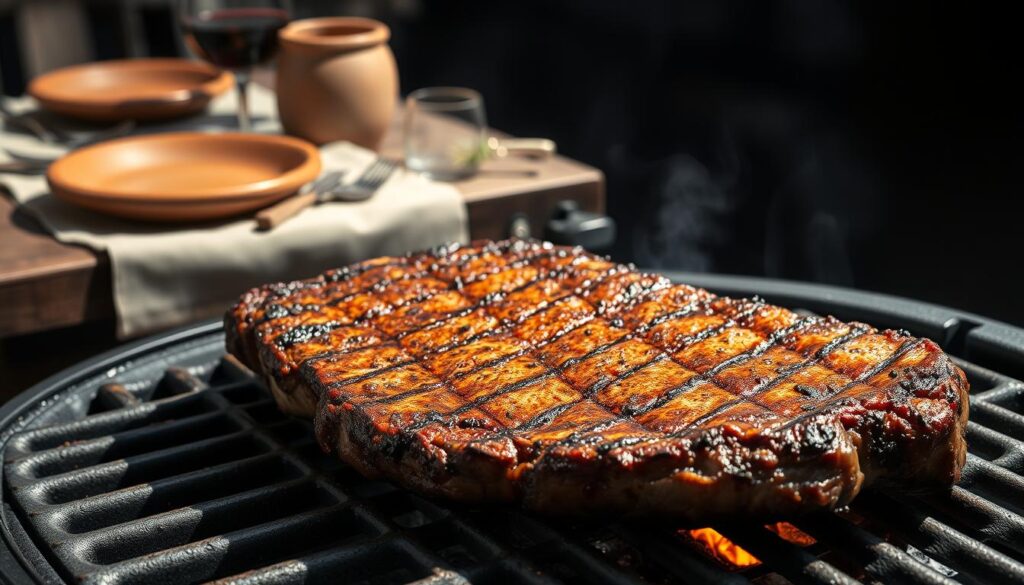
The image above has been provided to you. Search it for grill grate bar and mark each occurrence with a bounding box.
[161,367,209,394]
[853,491,1024,584]
[796,514,960,585]
[6,392,215,456]
[953,359,1022,399]
[39,452,301,535]
[986,388,1024,412]
[959,456,1024,517]
[7,411,240,481]
[968,403,1024,454]
[93,383,143,411]
[206,522,483,585]
[83,504,366,585]
[13,431,271,505]
[69,478,331,565]
[916,486,1024,558]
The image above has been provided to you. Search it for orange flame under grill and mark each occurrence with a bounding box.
[683,528,761,570]
[682,523,816,571]
[766,522,817,547]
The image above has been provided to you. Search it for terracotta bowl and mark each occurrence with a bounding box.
[28,59,233,122]
[47,132,321,222]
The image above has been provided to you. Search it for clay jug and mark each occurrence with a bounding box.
[276,17,398,150]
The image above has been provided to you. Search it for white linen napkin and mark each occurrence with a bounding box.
[0,85,468,338]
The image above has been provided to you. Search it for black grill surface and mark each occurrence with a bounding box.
[2,274,1024,585]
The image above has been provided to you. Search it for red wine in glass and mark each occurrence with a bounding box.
[180,1,289,131]
[182,8,288,70]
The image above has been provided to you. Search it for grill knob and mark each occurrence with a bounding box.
[544,200,616,251]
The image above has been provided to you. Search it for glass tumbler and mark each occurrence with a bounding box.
[404,87,487,181]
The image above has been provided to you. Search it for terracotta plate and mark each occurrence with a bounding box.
[28,59,233,122]
[47,132,321,222]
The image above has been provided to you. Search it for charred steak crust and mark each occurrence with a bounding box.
[225,239,968,520]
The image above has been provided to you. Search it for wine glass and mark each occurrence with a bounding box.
[179,0,290,131]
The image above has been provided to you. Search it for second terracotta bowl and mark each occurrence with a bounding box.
[29,58,233,122]
[47,132,321,222]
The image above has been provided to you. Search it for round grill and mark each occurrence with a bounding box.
[2,273,1022,584]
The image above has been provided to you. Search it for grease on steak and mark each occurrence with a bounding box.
[225,239,968,520]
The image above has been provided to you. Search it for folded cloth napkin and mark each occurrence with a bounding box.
[0,84,468,338]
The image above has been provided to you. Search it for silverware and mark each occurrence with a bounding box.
[0,101,57,143]
[326,159,397,202]
[2,148,58,167]
[255,171,346,230]
[0,159,48,175]
[0,100,135,148]
[1,119,136,166]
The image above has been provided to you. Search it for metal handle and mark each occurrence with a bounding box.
[490,138,556,159]
[255,192,318,231]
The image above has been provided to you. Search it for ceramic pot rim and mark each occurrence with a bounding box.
[280,17,390,52]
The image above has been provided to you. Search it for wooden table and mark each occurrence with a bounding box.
[0,114,604,340]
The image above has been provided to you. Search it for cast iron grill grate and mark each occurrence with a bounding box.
[2,274,1024,584]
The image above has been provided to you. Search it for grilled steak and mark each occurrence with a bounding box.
[226,239,968,520]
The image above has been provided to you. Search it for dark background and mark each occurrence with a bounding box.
[2,0,1022,325]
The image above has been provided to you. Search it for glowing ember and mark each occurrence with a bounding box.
[765,522,817,547]
[683,528,762,570]
[682,523,816,570]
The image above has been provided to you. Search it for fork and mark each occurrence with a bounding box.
[326,159,397,202]
[256,160,397,230]
[255,170,346,230]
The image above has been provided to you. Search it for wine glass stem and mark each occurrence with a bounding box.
[235,70,251,132]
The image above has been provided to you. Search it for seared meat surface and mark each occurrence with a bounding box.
[226,240,968,520]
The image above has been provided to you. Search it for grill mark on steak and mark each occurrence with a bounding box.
[517,401,583,431]
[227,239,968,520]
[777,337,925,430]
[293,266,619,396]
[621,316,821,415]
[450,245,568,285]
[320,359,418,390]
[595,335,926,454]
[266,248,608,372]
[390,261,586,340]
[268,258,414,310]
[370,275,676,449]
[257,240,559,333]
[451,372,559,417]
[397,266,621,358]
[453,273,693,450]
[633,322,868,418]
[324,258,411,283]
[293,250,619,420]
[540,316,826,456]
[266,278,446,347]
[757,326,871,389]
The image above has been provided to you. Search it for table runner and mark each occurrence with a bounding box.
[0,85,468,338]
